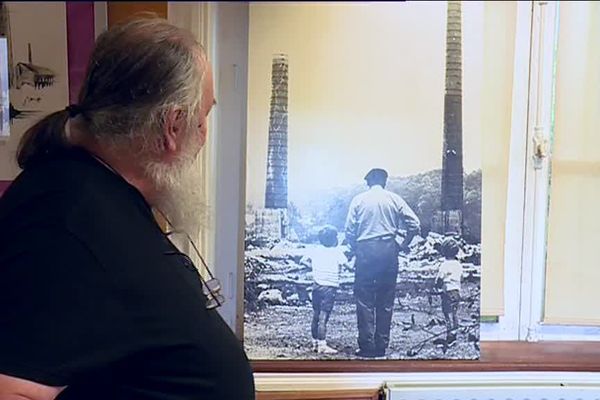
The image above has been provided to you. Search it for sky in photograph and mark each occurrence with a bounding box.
[246,2,486,206]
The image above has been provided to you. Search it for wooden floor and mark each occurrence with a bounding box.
[253,341,600,372]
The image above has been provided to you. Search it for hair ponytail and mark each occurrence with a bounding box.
[16,109,71,169]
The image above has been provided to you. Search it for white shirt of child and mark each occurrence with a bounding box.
[437,259,462,291]
[306,246,347,287]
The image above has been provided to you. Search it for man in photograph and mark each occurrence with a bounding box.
[345,168,421,357]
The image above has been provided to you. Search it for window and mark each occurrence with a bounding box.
[480,0,600,341]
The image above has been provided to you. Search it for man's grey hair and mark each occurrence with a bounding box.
[72,16,207,153]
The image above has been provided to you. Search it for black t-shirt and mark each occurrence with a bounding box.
[0,148,255,400]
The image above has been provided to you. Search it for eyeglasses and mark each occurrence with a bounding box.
[155,208,225,310]
[165,229,226,310]
[155,207,225,310]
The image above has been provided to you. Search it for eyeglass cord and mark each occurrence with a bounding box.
[154,206,225,310]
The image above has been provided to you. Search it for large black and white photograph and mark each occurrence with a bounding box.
[244,1,485,360]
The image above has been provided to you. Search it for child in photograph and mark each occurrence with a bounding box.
[304,225,348,354]
[435,237,463,344]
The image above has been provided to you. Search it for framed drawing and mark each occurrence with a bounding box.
[0,2,69,181]
[244,1,484,360]
[1,2,69,125]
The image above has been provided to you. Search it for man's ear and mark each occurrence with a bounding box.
[163,108,186,154]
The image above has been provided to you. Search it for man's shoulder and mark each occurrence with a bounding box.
[383,189,405,202]
[0,153,147,241]
[349,190,368,207]
[351,190,368,200]
[0,160,90,229]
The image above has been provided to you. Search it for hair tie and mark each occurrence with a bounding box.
[65,104,83,118]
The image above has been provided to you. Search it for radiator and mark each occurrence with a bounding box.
[254,372,600,399]
[386,380,600,400]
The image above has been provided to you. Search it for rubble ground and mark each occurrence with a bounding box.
[244,232,481,360]
[244,281,480,360]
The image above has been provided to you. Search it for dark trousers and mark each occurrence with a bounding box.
[441,289,460,331]
[354,238,399,352]
[311,284,337,340]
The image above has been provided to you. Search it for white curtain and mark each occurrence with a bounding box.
[544,1,600,325]
[480,1,517,316]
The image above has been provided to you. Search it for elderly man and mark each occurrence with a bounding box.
[345,168,420,358]
[0,18,254,400]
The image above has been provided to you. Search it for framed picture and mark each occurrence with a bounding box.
[0,2,69,181]
[2,2,69,123]
[243,1,483,361]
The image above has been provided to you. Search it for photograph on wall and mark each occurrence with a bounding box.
[244,1,483,360]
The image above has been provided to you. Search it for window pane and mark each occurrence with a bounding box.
[545,1,600,325]
[480,1,517,316]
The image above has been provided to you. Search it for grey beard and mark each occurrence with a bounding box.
[144,151,207,237]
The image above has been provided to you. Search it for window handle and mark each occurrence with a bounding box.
[533,126,549,170]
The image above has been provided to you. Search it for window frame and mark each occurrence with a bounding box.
[521,0,600,341]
